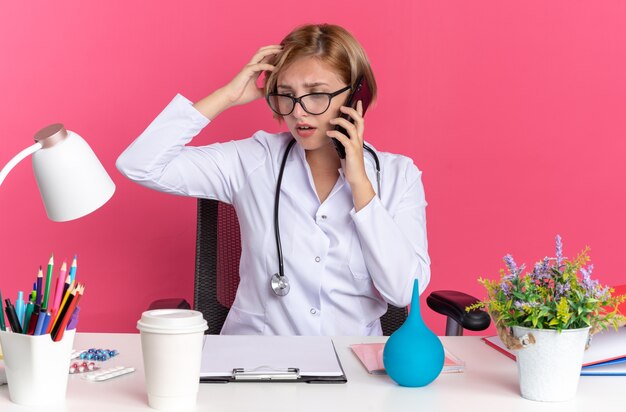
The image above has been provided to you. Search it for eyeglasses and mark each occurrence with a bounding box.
[266,85,351,116]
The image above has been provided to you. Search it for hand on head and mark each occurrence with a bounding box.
[221,45,283,107]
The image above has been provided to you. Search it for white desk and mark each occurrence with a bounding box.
[1,333,622,411]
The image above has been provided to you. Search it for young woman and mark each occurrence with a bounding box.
[117,24,430,336]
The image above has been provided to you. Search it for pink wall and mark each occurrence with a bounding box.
[1,2,625,335]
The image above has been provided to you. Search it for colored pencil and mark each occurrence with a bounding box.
[42,253,54,311]
[35,266,43,305]
[68,255,77,284]
[50,282,74,336]
[53,284,83,342]
[52,261,67,314]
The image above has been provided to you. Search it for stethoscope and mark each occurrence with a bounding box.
[271,138,381,296]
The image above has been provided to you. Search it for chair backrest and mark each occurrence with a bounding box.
[193,198,407,335]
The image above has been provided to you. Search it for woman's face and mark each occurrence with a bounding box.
[275,56,350,153]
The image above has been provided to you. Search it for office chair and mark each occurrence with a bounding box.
[150,199,491,336]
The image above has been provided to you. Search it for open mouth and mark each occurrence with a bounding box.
[295,126,317,138]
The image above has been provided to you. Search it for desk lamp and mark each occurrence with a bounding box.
[0,124,115,221]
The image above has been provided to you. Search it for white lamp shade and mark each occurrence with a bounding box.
[31,127,115,222]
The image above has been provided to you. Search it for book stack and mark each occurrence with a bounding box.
[483,326,626,376]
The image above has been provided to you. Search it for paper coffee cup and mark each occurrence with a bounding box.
[137,309,208,410]
[0,329,75,405]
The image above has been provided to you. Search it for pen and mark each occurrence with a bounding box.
[5,299,22,334]
[34,309,46,335]
[52,261,67,314]
[45,308,56,334]
[41,311,52,334]
[35,266,43,306]
[0,290,6,331]
[15,291,25,328]
[42,253,54,311]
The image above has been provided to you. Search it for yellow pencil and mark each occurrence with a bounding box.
[48,281,75,334]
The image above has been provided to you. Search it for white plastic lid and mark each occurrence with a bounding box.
[137,309,208,334]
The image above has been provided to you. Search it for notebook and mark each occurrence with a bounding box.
[483,326,626,375]
[581,357,626,376]
[350,343,465,374]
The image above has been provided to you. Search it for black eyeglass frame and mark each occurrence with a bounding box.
[266,85,352,116]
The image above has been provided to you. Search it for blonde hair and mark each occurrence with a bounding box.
[264,24,377,106]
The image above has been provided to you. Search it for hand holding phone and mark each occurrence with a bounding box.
[332,76,372,159]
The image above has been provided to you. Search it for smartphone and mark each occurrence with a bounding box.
[332,76,372,159]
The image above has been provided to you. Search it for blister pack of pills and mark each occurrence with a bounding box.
[82,366,135,382]
[69,347,121,375]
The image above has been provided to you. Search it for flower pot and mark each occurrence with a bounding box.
[512,325,590,402]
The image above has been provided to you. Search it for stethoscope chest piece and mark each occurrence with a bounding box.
[271,273,290,296]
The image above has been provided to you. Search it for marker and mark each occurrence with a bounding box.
[4,299,22,334]
[27,304,41,335]
[23,302,34,334]
[42,253,54,311]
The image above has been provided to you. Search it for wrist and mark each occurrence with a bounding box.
[193,88,234,120]
[351,178,375,212]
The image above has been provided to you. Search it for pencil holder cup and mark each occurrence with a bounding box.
[0,329,75,405]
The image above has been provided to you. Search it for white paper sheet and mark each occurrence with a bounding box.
[200,335,344,378]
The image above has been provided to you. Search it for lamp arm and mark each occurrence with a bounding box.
[0,142,43,187]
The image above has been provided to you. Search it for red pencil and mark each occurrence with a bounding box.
[53,284,83,342]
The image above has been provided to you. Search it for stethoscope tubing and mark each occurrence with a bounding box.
[272,138,381,296]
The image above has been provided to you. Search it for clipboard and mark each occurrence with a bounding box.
[199,335,347,383]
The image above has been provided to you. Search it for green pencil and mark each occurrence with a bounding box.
[42,253,54,311]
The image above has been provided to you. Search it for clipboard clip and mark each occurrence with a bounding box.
[232,366,301,381]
